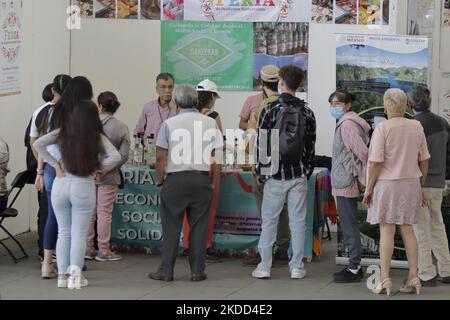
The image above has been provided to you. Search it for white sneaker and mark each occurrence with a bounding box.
[252,269,271,279]
[291,268,306,279]
[67,275,89,289]
[57,275,68,288]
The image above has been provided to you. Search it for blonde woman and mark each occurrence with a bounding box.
[363,88,430,295]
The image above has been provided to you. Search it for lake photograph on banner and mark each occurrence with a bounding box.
[161,21,253,91]
[336,34,428,118]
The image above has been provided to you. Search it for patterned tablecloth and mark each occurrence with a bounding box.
[111,166,336,261]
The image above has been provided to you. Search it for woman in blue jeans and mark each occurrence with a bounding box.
[34,74,72,278]
[34,100,121,289]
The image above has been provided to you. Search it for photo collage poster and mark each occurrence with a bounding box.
[312,0,391,25]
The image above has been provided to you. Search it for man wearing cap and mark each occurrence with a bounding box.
[238,65,280,131]
[135,73,177,142]
[242,65,291,267]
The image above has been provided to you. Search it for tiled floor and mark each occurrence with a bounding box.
[1,232,450,300]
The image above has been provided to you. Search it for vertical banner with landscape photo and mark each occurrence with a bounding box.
[335,33,429,266]
[336,34,428,118]
[117,0,139,19]
[162,0,184,20]
[0,0,21,97]
[140,0,160,19]
[161,21,253,91]
[439,72,450,122]
[184,0,311,22]
[253,22,308,92]
[72,0,94,17]
[95,0,117,18]
[407,0,435,36]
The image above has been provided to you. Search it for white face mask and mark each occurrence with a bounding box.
[278,83,282,95]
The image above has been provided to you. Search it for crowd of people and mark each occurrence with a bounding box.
[1,64,449,295]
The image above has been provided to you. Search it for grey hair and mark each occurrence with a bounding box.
[407,86,431,110]
[173,84,198,109]
[384,88,407,116]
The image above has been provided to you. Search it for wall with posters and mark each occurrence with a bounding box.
[70,3,400,157]
[0,0,70,237]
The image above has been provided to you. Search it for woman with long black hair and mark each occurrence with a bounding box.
[34,100,121,289]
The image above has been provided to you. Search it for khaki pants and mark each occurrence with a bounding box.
[413,188,450,281]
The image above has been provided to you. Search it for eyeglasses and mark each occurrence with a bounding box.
[158,85,173,90]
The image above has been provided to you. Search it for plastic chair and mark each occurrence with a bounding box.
[0,170,33,263]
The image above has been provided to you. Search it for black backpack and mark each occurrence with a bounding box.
[272,97,305,163]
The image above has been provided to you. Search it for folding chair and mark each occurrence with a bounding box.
[0,170,33,263]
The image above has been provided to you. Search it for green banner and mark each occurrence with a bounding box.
[112,167,163,252]
[111,166,327,260]
[161,21,253,91]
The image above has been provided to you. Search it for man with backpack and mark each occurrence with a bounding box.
[253,64,316,279]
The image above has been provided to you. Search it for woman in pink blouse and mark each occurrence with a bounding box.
[363,88,430,295]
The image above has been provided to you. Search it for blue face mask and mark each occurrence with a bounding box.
[330,106,345,119]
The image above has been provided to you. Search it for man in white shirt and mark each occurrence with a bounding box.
[148,84,222,282]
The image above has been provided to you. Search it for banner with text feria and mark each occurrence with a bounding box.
[161,21,253,91]
[184,0,311,22]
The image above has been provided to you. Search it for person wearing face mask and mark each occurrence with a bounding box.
[135,73,177,143]
[329,90,370,283]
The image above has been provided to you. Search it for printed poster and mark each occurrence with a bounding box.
[407,0,435,36]
[140,0,161,19]
[443,0,450,27]
[316,0,390,25]
[184,0,311,22]
[118,0,139,19]
[311,0,333,23]
[253,22,308,92]
[72,0,94,17]
[95,0,116,18]
[162,0,184,20]
[335,0,358,24]
[161,21,253,91]
[439,72,450,122]
[336,34,428,123]
[0,0,21,97]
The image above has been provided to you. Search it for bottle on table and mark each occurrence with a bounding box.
[233,137,238,171]
[133,134,144,166]
[128,134,137,165]
[145,134,156,168]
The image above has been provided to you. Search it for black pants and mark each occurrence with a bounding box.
[37,188,48,256]
[336,196,361,269]
[158,171,213,276]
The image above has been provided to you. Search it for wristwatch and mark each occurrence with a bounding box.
[37,169,44,176]
[157,181,164,187]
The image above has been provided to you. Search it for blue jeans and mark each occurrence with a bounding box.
[257,177,308,273]
[51,175,96,275]
[43,164,57,250]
